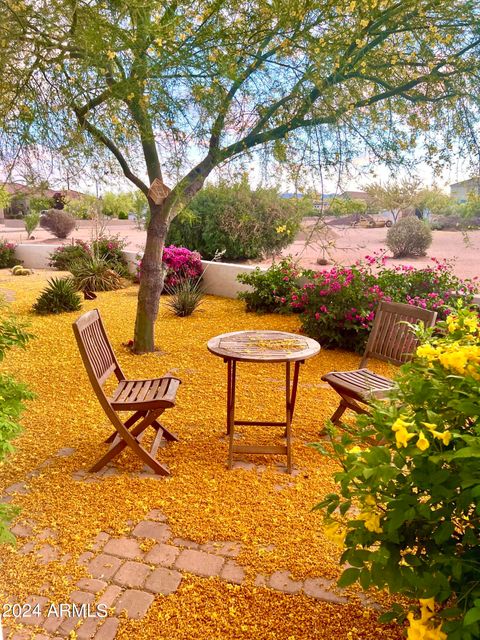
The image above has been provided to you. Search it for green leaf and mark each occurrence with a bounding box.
[464,607,480,627]
[337,567,360,588]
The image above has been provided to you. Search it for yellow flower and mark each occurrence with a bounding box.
[416,431,430,452]
[419,598,435,621]
[464,316,478,333]
[106,50,116,60]
[395,427,415,448]
[416,344,438,361]
[127,92,135,101]
[275,225,287,234]
[432,430,451,446]
[323,521,346,546]
[347,445,362,454]
[392,416,414,431]
[421,422,437,432]
[362,511,382,534]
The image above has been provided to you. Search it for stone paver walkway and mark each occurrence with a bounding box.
[1,448,379,640]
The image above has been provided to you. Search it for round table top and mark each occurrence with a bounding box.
[207,330,321,363]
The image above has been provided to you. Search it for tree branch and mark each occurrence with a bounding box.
[73,106,149,195]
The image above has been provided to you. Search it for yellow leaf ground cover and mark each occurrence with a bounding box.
[0,271,402,639]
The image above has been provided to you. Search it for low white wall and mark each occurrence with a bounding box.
[200,261,258,298]
[14,243,62,268]
[122,250,258,298]
[14,243,478,304]
[15,245,258,298]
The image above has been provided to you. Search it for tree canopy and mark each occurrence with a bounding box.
[1,0,480,350]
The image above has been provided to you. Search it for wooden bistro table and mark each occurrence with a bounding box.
[207,330,320,473]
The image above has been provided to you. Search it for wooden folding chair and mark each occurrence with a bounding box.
[322,301,437,425]
[72,309,181,475]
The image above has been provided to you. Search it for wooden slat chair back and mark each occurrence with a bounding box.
[322,300,437,426]
[73,309,181,476]
[360,301,437,368]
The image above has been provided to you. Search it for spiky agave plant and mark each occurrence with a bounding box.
[69,255,125,293]
[164,278,204,317]
[33,277,82,315]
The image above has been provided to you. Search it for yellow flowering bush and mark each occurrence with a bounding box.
[315,303,480,639]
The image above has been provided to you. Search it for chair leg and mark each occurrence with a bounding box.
[90,410,171,475]
[151,419,179,442]
[104,411,145,443]
[330,400,348,425]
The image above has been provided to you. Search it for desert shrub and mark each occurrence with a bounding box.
[6,194,28,219]
[69,255,125,292]
[49,241,90,271]
[161,246,203,287]
[40,209,76,238]
[91,234,129,276]
[67,195,98,220]
[165,279,204,317]
[28,195,52,214]
[314,304,480,640]
[386,216,432,257]
[118,211,128,220]
[51,192,66,209]
[299,264,379,351]
[167,179,306,260]
[101,191,133,218]
[0,240,17,268]
[24,212,39,239]
[33,277,82,315]
[0,304,34,543]
[237,258,307,313]
[241,254,478,352]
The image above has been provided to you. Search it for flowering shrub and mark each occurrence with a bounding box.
[49,236,129,276]
[238,253,478,352]
[0,240,17,268]
[237,258,308,313]
[49,241,90,270]
[161,245,203,287]
[314,304,480,639]
[91,234,129,276]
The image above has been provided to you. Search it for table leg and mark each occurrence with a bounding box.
[227,359,236,469]
[285,361,301,473]
[285,362,292,473]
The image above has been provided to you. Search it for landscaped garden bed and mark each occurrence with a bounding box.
[0,271,405,639]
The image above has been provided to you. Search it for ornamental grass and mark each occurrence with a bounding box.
[0,271,402,640]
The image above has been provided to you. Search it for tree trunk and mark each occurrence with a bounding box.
[132,155,216,353]
[133,201,168,353]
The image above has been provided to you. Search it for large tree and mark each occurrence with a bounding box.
[1,0,480,351]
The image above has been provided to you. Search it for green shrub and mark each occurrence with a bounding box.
[7,194,28,219]
[237,258,307,313]
[69,255,125,292]
[118,211,128,220]
[0,240,17,268]
[0,304,34,543]
[40,209,76,238]
[167,179,306,260]
[28,195,52,214]
[49,241,90,271]
[24,212,40,239]
[33,277,82,314]
[386,216,432,258]
[239,255,478,352]
[67,195,99,220]
[314,304,480,640]
[91,234,129,277]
